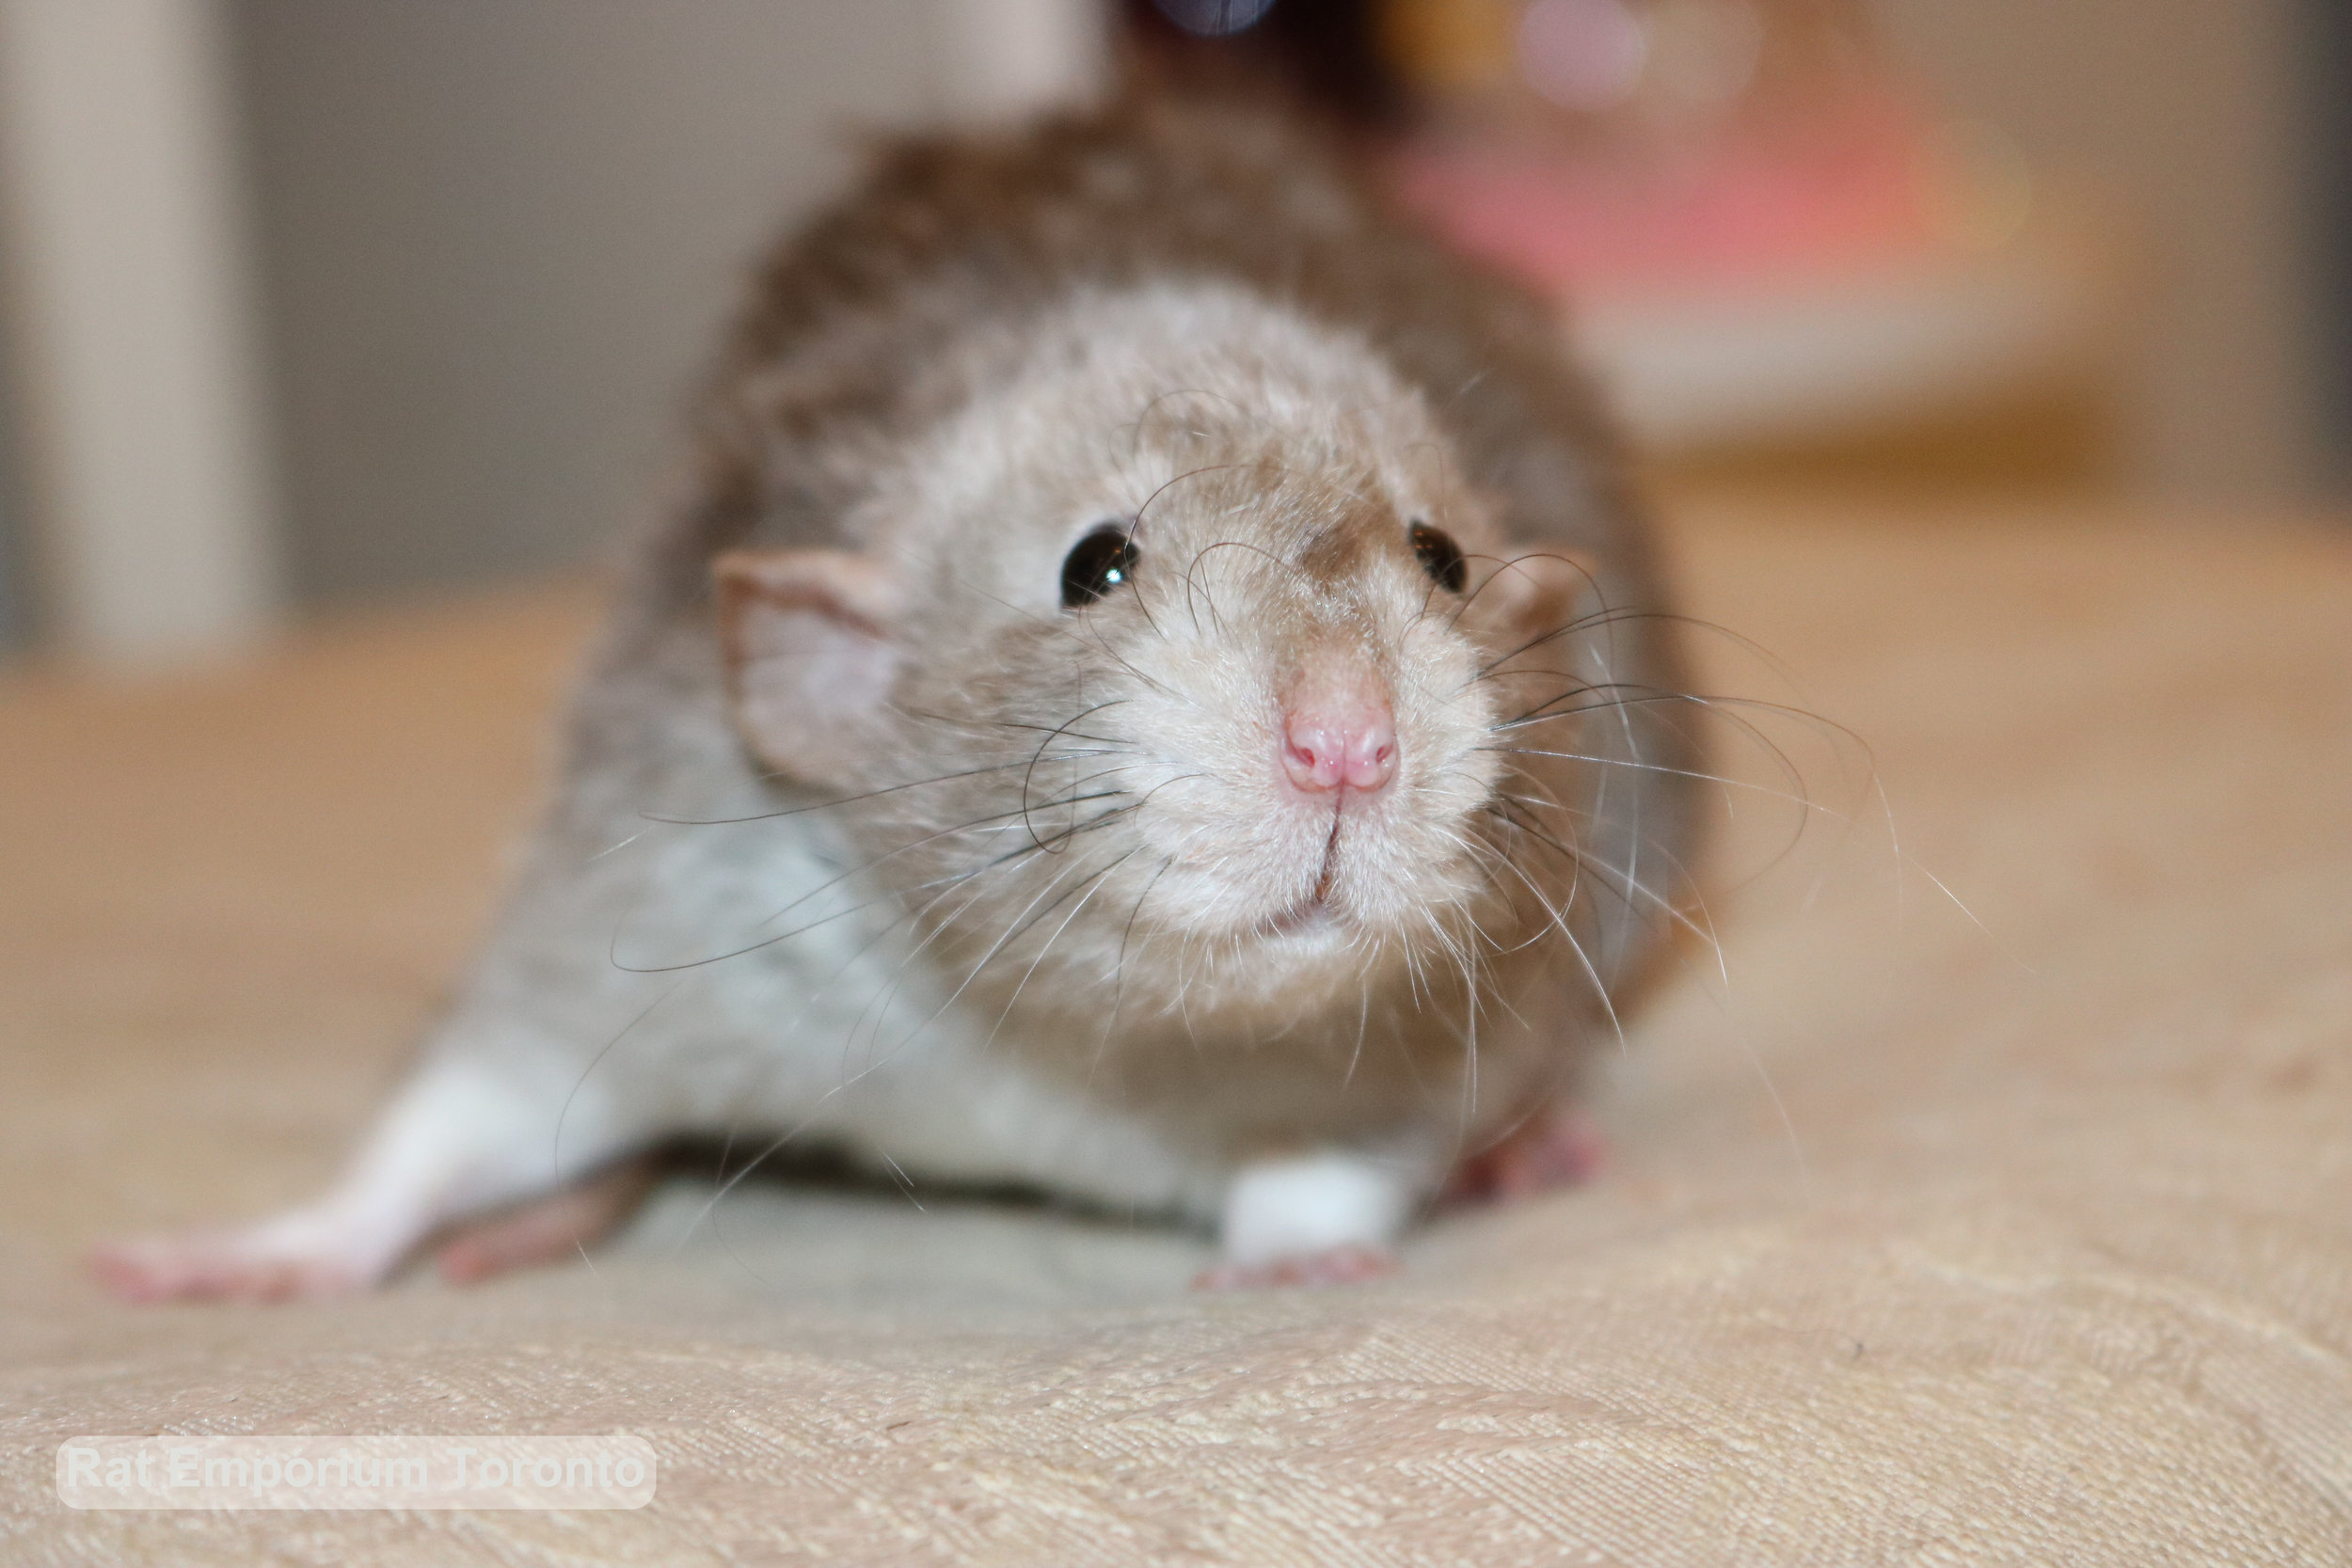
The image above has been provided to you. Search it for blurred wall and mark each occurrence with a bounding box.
[229,0,942,604]
[5,0,2331,659]
[0,0,283,662]
[1871,0,2328,504]
[0,309,21,651]
[2312,0,2351,493]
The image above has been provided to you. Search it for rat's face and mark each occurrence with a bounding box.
[717,286,1599,1029]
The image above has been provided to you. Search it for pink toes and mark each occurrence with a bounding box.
[1442,1103,1607,1207]
[1195,1243,1398,1291]
[89,1231,367,1305]
[92,1159,662,1305]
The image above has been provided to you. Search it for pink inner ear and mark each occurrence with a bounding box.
[712,549,901,784]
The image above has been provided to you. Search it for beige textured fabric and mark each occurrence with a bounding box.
[4,501,2349,1564]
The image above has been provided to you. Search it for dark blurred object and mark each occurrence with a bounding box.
[1120,0,1871,145]
[1131,0,1928,303]
[1122,0,1408,126]
[0,330,23,653]
[1117,0,2117,483]
[2308,0,2352,494]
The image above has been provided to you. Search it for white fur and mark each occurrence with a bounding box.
[1220,1150,1415,1267]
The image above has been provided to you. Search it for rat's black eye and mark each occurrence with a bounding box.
[1409,521,1467,594]
[1060,524,1139,610]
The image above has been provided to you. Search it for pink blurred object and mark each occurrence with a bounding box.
[1391,88,1943,302]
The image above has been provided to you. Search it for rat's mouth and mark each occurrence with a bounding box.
[1255,814,1347,940]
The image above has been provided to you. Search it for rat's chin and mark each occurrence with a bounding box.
[1254,895,1343,944]
[1150,852,1438,953]
[1216,867,1450,952]
[1245,888,1432,954]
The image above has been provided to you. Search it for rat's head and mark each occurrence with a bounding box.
[716,284,1601,1029]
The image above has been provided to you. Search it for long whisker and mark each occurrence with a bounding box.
[1486,800,1710,953]
[1486,831,1629,1060]
[1485,745,1827,816]
[675,831,1142,1252]
[1019,700,1134,851]
[982,849,1140,1047]
[637,758,1076,826]
[610,785,1136,973]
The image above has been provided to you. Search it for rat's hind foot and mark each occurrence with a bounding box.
[1441,1102,1607,1206]
[1195,1243,1397,1291]
[434,1157,658,1285]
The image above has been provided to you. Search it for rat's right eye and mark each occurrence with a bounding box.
[1060,524,1140,609]
[1408,521,1468,594]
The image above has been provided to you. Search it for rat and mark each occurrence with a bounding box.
[95,86,1698,1301]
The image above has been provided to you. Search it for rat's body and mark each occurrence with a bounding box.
[101,91,1697,1300]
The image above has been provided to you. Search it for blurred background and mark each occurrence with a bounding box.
[0,0,2342,665]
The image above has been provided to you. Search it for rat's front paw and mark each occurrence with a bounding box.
[91,1206,402,1304]
[1205,1148,1415,1291]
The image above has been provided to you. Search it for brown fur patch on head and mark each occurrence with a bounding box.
[1294,495,1394,592]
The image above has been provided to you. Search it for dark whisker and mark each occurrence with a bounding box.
[980,848,1142,1047]
[638,758,1059,827]
[1018,700,1135,851]
[611,788,1137,974]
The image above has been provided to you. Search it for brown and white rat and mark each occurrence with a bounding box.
[97,87,1698,1300]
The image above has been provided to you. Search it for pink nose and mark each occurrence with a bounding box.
[1281,674,1398,797]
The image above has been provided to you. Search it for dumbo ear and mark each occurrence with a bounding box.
[712,548,903,785]
[1467,549,1603,656]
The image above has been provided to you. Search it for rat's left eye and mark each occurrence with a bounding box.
[1409,521,1467,593]
[1061,524,1139,609]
